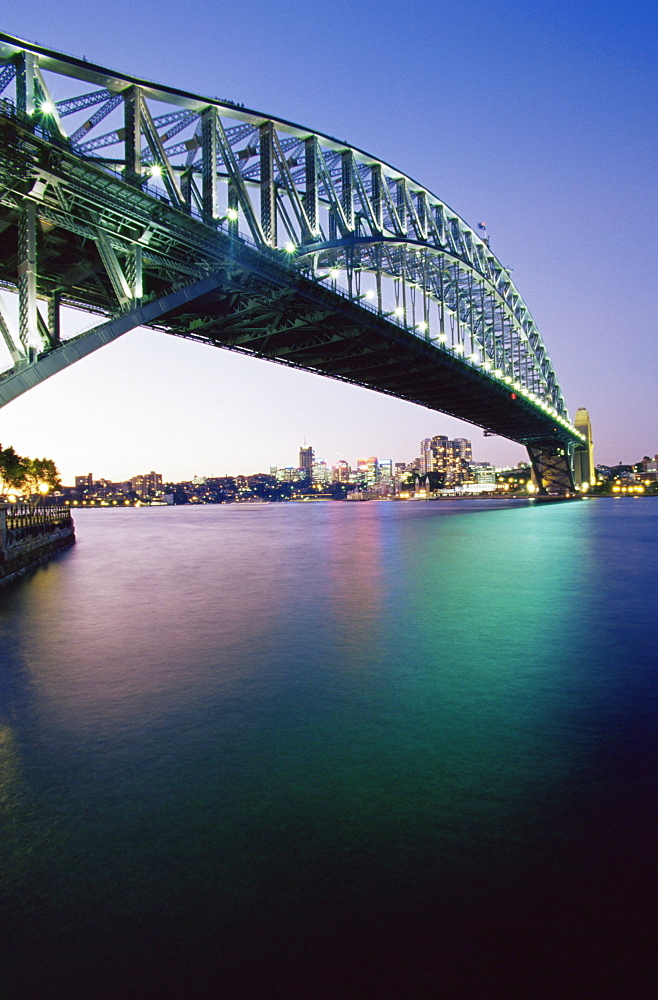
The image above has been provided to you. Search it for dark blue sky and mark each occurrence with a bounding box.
[2,0,656,480]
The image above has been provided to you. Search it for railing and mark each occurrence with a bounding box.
[4,502,72,530]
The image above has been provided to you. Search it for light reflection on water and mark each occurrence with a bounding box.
[0,499,656,998]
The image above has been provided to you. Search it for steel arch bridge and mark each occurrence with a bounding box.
[0,32,584,493]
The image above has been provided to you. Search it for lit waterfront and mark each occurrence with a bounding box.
[1,499,656,998]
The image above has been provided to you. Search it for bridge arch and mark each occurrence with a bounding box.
[0,32,583,492]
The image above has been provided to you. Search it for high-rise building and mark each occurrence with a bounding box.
[312,460,330,485]
[75,473,93,491]
[452,438,472,464]
[365,457,379,486]
[419,435,472,485]
[299,445,314,479]
[332,460,351,483]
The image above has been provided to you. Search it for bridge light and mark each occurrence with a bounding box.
[417,321,428,332]
[226,207,239,221]
[470,353,479,363]
[365,289,376,300]
[40,100,57,116]
[394,307,404,318]
[454,343,464,354]
[330,268,340,279]
[438,334,447,343]
[284,242,296,253]
[483,361,492,370]
[148,164,163,178]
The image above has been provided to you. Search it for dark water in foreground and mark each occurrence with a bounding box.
[1,498,656,999]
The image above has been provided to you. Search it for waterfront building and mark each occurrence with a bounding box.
[419,436,472,485]
[376,459,394,494]
[471,463,496,487]
[131,471,163,498]
[638,456,658,481]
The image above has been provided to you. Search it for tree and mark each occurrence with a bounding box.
[0,445,26,495]
[0,446,61,501]
[19,457,61,499]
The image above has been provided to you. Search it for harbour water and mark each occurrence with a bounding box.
[1,499,656,998]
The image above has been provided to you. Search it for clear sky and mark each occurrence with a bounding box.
[1,0,656,483]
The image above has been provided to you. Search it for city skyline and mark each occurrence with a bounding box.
[0,1,655,482]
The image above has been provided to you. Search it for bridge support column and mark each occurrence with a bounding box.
[47,293,61,345]
[303,137,319,242]
[341,151,354,231]
[526,442,576,495]
[15,51,37,116]
[125,247,143,307]
[260,122,277,247]
[18,202,39,354]
[123,87,142,186]
[201,107,218,224]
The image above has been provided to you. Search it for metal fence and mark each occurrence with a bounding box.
[4,503,72,530]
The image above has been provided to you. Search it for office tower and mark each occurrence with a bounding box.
[299,445,314,479]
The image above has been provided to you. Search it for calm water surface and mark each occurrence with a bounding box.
[1,499,656,998]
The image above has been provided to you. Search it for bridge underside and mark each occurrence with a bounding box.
[0,207,570,448]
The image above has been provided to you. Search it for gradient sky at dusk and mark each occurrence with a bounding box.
[1,0,656,483]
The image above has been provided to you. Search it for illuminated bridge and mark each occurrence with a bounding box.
[0,32,585,492]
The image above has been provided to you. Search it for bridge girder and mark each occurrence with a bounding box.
[0,31,584,477]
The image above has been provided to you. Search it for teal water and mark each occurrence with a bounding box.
[1,499,656,999]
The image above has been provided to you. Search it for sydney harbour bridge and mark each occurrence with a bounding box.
[0,32,587,493]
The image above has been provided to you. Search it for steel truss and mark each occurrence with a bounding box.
[0,31,584,477]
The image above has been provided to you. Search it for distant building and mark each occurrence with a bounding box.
[638,456,658,481]
[471,463,496,487]
[419,435,472,485]
[131,471,163,498]
[312,460,330,485]
[299,445,314,479]
[452,438,472,464]
[365,457,379,487]
[332,460,351,483]
[75,473,93,491]
[376,459,394,494]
